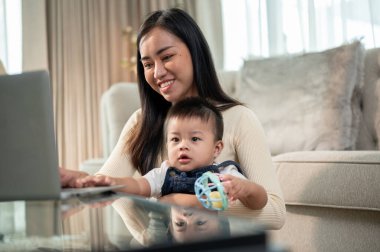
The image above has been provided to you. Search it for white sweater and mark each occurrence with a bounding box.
[97,105,286,230]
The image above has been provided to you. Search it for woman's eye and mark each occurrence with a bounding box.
[143,62,153,69]
[171,137,179,142]
[162,55,173,61]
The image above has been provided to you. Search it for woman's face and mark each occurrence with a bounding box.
[139,27,198,104]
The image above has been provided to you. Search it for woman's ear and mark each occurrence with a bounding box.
[214,140,224,158]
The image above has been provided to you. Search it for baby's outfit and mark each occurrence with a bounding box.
[144,160,245,198]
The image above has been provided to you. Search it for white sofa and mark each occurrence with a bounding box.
[81,41,380,251]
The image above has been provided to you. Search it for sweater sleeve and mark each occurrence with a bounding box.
[96,109,142,178]
[217,106,286,230]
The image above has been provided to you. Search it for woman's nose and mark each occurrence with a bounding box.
[154,61,167,79]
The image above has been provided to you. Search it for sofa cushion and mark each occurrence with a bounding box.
[356,48,380,150]
[273,151,380,211]
[270,205,380,252]
[236,41,364,155]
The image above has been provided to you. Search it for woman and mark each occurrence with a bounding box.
[61,8,285,229]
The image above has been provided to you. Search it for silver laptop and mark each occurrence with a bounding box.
[0,70,123,201]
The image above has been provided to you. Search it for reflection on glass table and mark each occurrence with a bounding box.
[0,193,271,251]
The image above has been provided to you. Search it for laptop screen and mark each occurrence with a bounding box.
[0,70,61,201]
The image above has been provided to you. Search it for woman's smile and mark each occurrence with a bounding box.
[158,79,175,93]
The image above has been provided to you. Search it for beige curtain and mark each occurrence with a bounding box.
[47,0,197,170]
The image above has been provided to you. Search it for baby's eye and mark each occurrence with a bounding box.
[175,221,185,227]
[170,137,179,142]
[196,220,207,226]
[191,137,200,142]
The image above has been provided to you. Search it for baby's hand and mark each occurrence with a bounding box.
[77,175,116,188]
[219,174,249,202]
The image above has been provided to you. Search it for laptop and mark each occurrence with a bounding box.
[0,70,124,201]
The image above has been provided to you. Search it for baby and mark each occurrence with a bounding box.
[79,97,259,210]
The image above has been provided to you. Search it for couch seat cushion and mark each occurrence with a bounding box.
[273,151,380,211]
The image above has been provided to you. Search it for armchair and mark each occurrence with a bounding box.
[80,82,140,174]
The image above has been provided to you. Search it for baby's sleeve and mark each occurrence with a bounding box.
[220,164,247,180]
[143,161,169,198]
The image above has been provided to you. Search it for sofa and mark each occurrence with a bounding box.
[81,41,380,251]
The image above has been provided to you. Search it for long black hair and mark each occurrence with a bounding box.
[126,8,241,175]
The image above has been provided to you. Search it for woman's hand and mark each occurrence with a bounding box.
[219,174,268,210]
[59,167,88,188]
[76,175,117,188]
[159,193,203,209]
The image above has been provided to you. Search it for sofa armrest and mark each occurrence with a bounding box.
[101,82,140,157]
[271,150,380,252]
[273,151,380,211]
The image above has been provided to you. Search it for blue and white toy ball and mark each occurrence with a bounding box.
[194,171,228,211]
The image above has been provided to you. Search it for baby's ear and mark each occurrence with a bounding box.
[214,140,224,157]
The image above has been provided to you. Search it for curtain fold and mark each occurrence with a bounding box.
[47,0,201,169]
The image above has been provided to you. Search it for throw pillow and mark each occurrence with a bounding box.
[236,41,364,155]
[356,48,380,150]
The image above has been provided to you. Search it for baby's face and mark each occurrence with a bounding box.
[170,207,221,243]
[166,117,223,171]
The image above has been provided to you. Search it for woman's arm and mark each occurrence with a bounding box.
[217,106,286,230]
[97,110,142,178]
[159,194,203,208]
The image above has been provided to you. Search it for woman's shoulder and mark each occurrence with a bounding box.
[127,108,143,124]
[222,104,257,118]
[120,108,142,135]
[221,104,263,129]
[131,108,142,118]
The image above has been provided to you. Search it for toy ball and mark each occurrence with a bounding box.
[194,171,228,210]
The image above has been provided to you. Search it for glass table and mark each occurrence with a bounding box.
[0,192,269,251]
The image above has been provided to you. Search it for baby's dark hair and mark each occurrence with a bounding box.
[165,97,223,141]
